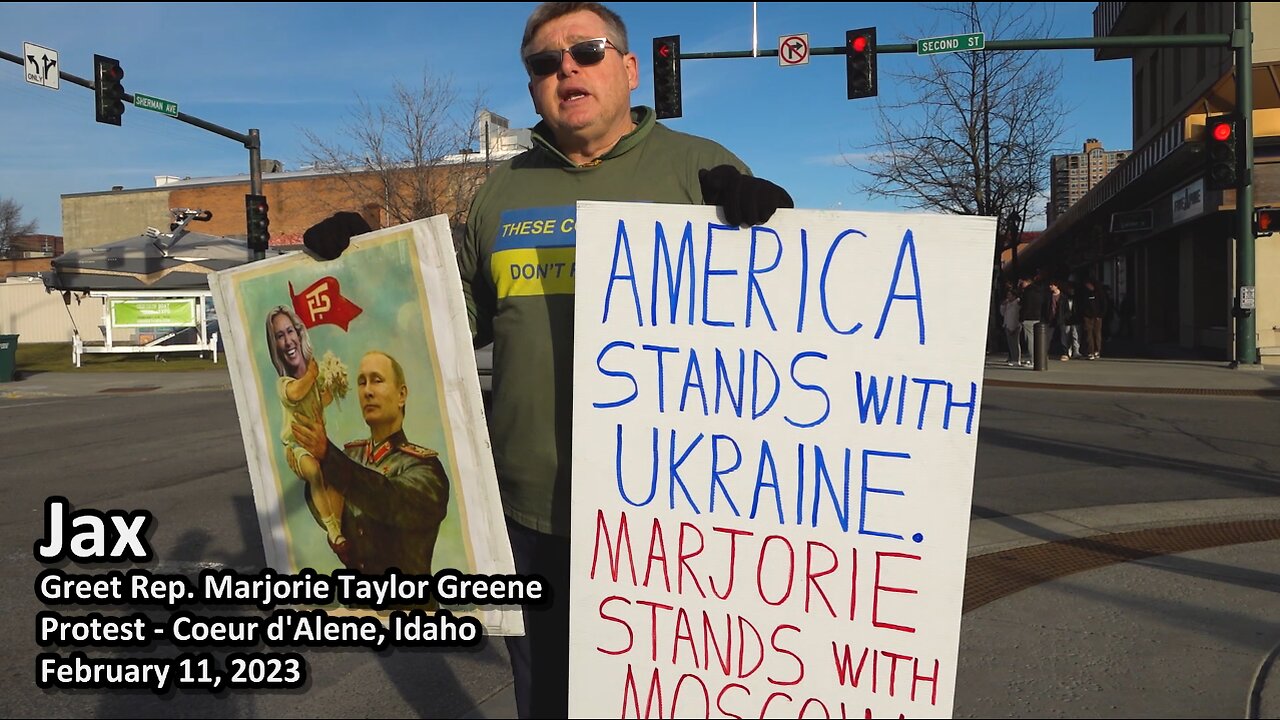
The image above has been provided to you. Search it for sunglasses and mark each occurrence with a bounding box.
[524,38,620,77]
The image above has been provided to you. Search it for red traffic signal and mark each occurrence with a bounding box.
[846,27,877,100]
[93,54,126,126]
[652,35,682,119]
[246,194,270,251]
[1204,114,1240,191]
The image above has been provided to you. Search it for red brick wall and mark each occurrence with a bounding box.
[167,166,484,248]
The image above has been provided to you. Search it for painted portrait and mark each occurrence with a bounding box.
[211,215,518,634]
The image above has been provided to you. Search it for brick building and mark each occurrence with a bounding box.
[60,111,530,252]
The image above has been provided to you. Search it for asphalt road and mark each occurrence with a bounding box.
[2,386,1277,717]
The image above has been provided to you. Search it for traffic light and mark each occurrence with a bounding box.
[653,35,682,119]
[846,27,877,99]
[1253,206,1279,237]
[246,194,270,251]
[93,54,126,126]
[1204,114,1240,190]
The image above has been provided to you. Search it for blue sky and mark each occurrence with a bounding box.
[0,2,1132,236]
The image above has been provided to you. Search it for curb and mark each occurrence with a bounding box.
[985,378,1280,397]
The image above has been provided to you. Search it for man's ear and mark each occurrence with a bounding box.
[625,53,639,91]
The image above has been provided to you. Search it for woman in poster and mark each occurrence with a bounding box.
[266,305,348,555]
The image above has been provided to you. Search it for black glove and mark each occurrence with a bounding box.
[303,212,372,260]
[698,165,794,227]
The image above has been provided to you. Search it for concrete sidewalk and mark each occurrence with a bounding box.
[983,352,1280,395]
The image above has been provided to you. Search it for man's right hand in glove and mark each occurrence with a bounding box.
[302,211,372,260]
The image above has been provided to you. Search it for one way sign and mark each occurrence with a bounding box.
[24,42,59,90]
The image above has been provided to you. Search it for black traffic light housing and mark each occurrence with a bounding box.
[1253,206,1279,237]
[653,35,682,119]
[1204,113,1240,191]
[846,27,877,99]
[94,54,126,126]
[246,194,270,251]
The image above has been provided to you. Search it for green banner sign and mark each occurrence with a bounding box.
[917,32,985,56]
[133,92,179,118]
[110,299,196,327]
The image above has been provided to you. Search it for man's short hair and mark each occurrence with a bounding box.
[365,350,406,389]
[521,2,630,55]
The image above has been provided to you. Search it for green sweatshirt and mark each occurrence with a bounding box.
[458,106,747,536]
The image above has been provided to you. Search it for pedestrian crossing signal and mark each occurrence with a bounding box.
[1253,206,1279,237]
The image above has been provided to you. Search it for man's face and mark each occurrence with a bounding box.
[358,352,406,428]
[271,313,306,378]
[525,10,639,148]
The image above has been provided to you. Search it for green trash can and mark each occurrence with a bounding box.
[0,334,17,382]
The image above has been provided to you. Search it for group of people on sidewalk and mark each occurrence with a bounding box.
[999,273,1122,366]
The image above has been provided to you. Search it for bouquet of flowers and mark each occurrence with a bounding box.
[317,351,350,401]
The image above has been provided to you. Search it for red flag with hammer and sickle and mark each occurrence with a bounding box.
[289,277,363,331]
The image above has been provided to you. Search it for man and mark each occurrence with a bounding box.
[1081,279,1108,359]
[304,3,792,716]
[1018,275,1046,367]
[291,350,450,577]
[1057,282,1082,361]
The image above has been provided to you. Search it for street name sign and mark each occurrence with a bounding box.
[917,32,985,56]
[133,93,178,118]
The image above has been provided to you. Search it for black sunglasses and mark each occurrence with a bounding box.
[524,38,620,77]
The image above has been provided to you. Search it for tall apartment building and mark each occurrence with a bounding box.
[1047,139,1130,224]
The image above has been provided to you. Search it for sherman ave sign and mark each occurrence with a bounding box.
[917,32,986,56]
[133,93,178,118]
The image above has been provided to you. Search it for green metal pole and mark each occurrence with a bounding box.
[1237,2,1256,365]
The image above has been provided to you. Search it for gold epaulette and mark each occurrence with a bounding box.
[398,442,439,460]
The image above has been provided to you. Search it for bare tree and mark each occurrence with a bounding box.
[853,2,1069,242]
[0,197,39,257]
[302,68,491,243]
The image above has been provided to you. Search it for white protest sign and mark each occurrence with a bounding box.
[569,202,996,718]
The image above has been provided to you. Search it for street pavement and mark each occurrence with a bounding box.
[3,354,1278,718]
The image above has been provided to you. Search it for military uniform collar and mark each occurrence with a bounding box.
[364,429,408,465]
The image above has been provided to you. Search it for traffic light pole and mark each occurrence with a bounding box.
[0,50,264,259]
[1234,2,1256,366]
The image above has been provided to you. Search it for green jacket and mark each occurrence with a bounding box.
[458,106,747,536]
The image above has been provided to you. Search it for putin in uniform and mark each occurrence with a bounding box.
[292,350,449,575]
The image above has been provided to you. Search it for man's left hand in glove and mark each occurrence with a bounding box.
[698,165,794,227]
